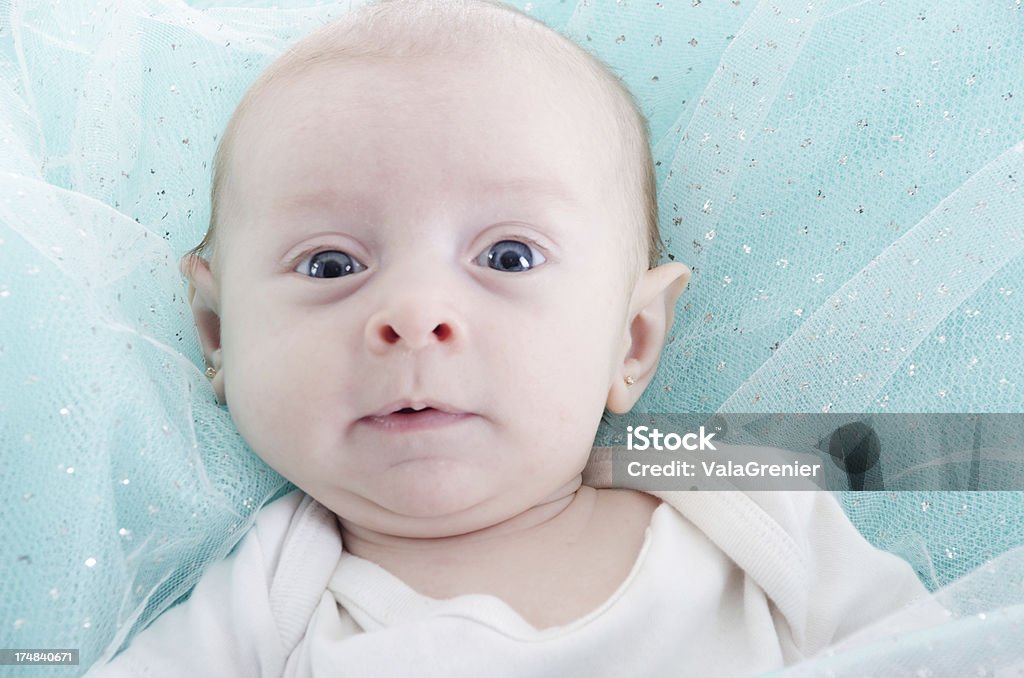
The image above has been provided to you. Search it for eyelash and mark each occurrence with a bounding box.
[293,237,549,278]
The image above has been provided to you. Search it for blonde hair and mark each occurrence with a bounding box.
[185,0,661,274]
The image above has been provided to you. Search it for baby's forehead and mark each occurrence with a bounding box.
[233,41,629,186]
[214,3,652,269]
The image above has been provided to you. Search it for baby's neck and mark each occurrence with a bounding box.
[336,483,661,630]
[338,477,587,561]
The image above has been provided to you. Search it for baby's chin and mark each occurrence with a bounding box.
[343,502,514,541]
[378,482,494,528]
[328,469,523,537]
[331,474,578,540]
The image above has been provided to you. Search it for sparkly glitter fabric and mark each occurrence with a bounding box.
[1,1,1022,675]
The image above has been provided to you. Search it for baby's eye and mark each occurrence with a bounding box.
[296,250,366,279]
[475,240,546,273]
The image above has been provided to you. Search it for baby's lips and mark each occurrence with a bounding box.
[359,406,476,434]
[367,398,467,418]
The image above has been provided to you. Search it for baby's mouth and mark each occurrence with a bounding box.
[360,402,474,433]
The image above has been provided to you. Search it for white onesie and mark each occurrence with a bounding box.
[88,486,933,677]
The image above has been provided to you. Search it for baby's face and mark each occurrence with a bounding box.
[212,50,641,537]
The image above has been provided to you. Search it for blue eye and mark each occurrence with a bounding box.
[476,240,546,273]
[297,250,366,278]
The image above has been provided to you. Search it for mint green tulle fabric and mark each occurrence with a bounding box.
[1,1,1022,675]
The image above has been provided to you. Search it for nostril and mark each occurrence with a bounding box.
[433,323,452,342]
[381,325,401,344]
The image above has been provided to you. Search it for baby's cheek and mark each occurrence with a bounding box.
[224,342,300,449]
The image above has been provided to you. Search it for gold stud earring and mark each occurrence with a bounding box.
[624,375,636,386]
[205,366,217,379]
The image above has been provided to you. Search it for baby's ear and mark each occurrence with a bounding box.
[180,254,226,404]
[606,262,690,414]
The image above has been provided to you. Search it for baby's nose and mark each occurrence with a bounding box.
[365,303,459,353]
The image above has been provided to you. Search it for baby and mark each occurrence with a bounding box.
[91,0,933,675]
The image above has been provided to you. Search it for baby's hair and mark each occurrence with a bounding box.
[185,0,662,275]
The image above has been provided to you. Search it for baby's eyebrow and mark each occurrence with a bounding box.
[273,190,364,213]
[274,176,581,214]
[475,177,582,209]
